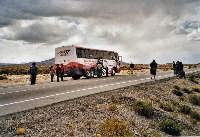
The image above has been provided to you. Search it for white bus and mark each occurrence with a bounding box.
[55,45,122,80]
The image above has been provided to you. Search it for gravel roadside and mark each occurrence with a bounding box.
[0,72,200,137]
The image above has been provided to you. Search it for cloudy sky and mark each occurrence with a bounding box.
[0,0,200,64]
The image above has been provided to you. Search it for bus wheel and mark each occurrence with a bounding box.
[111,69,115,76]
[90,68,94,78]
[72,75,80,80]
[84,69,90,79]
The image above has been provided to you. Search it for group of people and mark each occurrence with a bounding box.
[29,62,65,85]
[130,60,157,79]
[130,59,185,79]
[173,61,185,79]
[50,64,64,82]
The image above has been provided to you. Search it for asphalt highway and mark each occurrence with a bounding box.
[0,68,199,116]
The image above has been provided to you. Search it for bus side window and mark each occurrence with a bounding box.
[104,51,109,59]
[76,48,81,58]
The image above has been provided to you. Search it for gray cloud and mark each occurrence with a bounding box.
[0,0,200,63]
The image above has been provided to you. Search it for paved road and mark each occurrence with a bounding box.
[0,68,199,116]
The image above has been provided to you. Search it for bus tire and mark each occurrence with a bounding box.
[111,69,115,76]
[72,75,80,80]
[90,68,94,78]
[84,69,90,79]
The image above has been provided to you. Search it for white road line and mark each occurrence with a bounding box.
[128,81,132,82]
[8,92,13,94]
[122,82,126,83]
[88,88,92,89]
[164,75,168,76]
[146,78,150,79]
[45,96,50,98]
[105,85,109,86]
[134,80,137,81]
[60,93,65,95]
[140,79,144,80]
[99,86,103,88]
[71,90,76,92]
[82,89,86,91]
[116,83,120,84]
[94,87,98,88]
[110,84,115,85]
[66,92,70,94]
[15,91,19,92]
[56,94,60,96]
[158,76,161,77]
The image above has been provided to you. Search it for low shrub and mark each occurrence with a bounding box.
[107,104,117,111]
[189,95,200,106]
[181,88,190,94]
[132,100,153,118]
[190,111,200,121]
[179,105,191,114]
[159,102,174,112]
[99,117,132,136]
[173,85,180,90]
[172,89,183,96]
[191,86,200,93]
[0,75,8,80]
[158,119,181,136]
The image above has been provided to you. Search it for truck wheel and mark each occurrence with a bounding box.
[111,69,115,76]
[84,69,90,79]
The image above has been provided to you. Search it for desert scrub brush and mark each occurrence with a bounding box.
[189,94,200,106]
[99,117,132,137]
[158,119,181,136]
[107,104,117,111]
[16,127,25,135]
[159,102,174,112]
[132,100,153,118]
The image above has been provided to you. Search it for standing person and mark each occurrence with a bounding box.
[30,62,37,85]
[130,62,134,74]
[60,64,64,81]
[50,66,55,82]
[150,59,157,79]
[172,61,176,75]
[55,64,61,82]
[176,61,180,77]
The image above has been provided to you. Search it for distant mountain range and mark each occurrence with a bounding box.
[0,58,55,66]
[0,58,128,66]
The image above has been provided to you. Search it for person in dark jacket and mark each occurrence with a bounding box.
[60,64,64,81]
[50,66,55,82]
[30,62,37,85]
[55,64,61,82]
[172,61,176,75]
[130,62,134,74]
[150,60,157,79]
[176,61,180,77]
